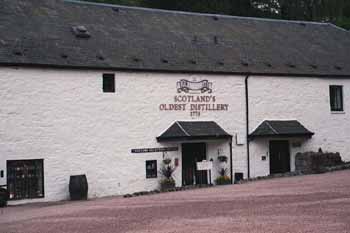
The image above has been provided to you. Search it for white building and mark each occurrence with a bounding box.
[1,0,349,204]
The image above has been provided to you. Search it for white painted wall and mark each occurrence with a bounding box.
[2,68,349,204]
[249,137,307,177]
[248,76,350,177]
[0,67,247,204]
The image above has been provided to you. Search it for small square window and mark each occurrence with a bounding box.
[330,85,343,112]
[146,160,157,179]
[103,73,115,93]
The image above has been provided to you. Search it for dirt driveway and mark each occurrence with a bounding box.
[1,170,350,233]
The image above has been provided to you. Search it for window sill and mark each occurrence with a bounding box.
[331,111,346,114]
[9,195,45,201]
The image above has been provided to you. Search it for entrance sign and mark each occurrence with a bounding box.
[131,147,178,153]
[196,160,213,171]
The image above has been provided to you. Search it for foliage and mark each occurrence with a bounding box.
[160,177,176,191]
[83,0,350,30]
[159,160,176,191]
[219,168,228,177]
[0,188,9,208]
[215,175,231,185]
[162,158,172,165]
[335,17,350,29]
[218,155,228,163]
[215,168,231,185]
[159,164,176,179]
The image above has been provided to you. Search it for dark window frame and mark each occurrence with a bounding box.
[146,160,157,179]
[329,85,344,112]
[103,73,115,93]
[7,159,45,200]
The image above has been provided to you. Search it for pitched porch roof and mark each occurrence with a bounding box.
[157,121,232,142]
[249,120,314,140]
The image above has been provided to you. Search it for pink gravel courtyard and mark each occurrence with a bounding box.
[1,170,350,233]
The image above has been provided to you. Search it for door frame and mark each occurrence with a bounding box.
[181,142,207,186]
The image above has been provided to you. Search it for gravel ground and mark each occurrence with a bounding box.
[1,170,350,233]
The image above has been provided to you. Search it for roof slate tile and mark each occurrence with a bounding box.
[0,0,349,76]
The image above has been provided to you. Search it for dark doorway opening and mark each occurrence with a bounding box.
[269,140,291,174]
[234,172,244,184]
[182,143,208,186]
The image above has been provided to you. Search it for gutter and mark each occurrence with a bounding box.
[2,64,350,79]
[245,75,251,179]
[229,138,233,184]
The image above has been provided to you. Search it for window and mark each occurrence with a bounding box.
[7,159,44,200]
[103,73,115,93]
[146,160,157,178]
[330,85,343,112]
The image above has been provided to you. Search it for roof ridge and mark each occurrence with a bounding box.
[265,121,279,135]
[176,121,190,137]
[63,0,329,26]
[327,23,350,32]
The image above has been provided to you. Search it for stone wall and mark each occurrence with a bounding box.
[295,151,343,174]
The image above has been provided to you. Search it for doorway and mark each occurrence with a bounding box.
[182,143,207,186]
[269,140,291,174]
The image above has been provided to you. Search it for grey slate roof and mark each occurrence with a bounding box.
[1,0,350,76]
[249,120,314,139]
[157,121,232,142]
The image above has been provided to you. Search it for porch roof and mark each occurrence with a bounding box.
[249,120,314,140]
[157,121,232,142]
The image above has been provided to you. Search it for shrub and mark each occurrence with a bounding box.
[0,188,9,208]
[160,164,176,179]
[160,178,176,191]
[215,176,231,185]
[219,168,228,177]
[159,161,176,191]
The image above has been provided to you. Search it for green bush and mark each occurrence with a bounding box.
[215,176,231,185]
[160,178,176,191]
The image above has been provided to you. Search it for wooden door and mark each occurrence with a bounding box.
[182,143,207,186]
[269,140,290,174]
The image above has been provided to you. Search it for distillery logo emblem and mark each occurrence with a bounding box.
[177,79,212,94]
[159,79,229,117]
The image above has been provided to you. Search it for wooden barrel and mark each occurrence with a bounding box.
[69,175,88,201]
[0,188,9,207]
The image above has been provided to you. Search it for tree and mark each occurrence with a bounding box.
[83,0,350,29]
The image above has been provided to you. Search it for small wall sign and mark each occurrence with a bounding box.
[131,147,178,154]
[177,79,212,94]
[175,158,179,167]
[292,141,302,148]
[196,160,213,170]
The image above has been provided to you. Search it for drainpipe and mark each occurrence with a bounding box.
[229,137,233,184]
[245,75,251,179]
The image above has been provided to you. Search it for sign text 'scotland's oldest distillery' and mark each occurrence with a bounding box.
[159,79,229,117]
